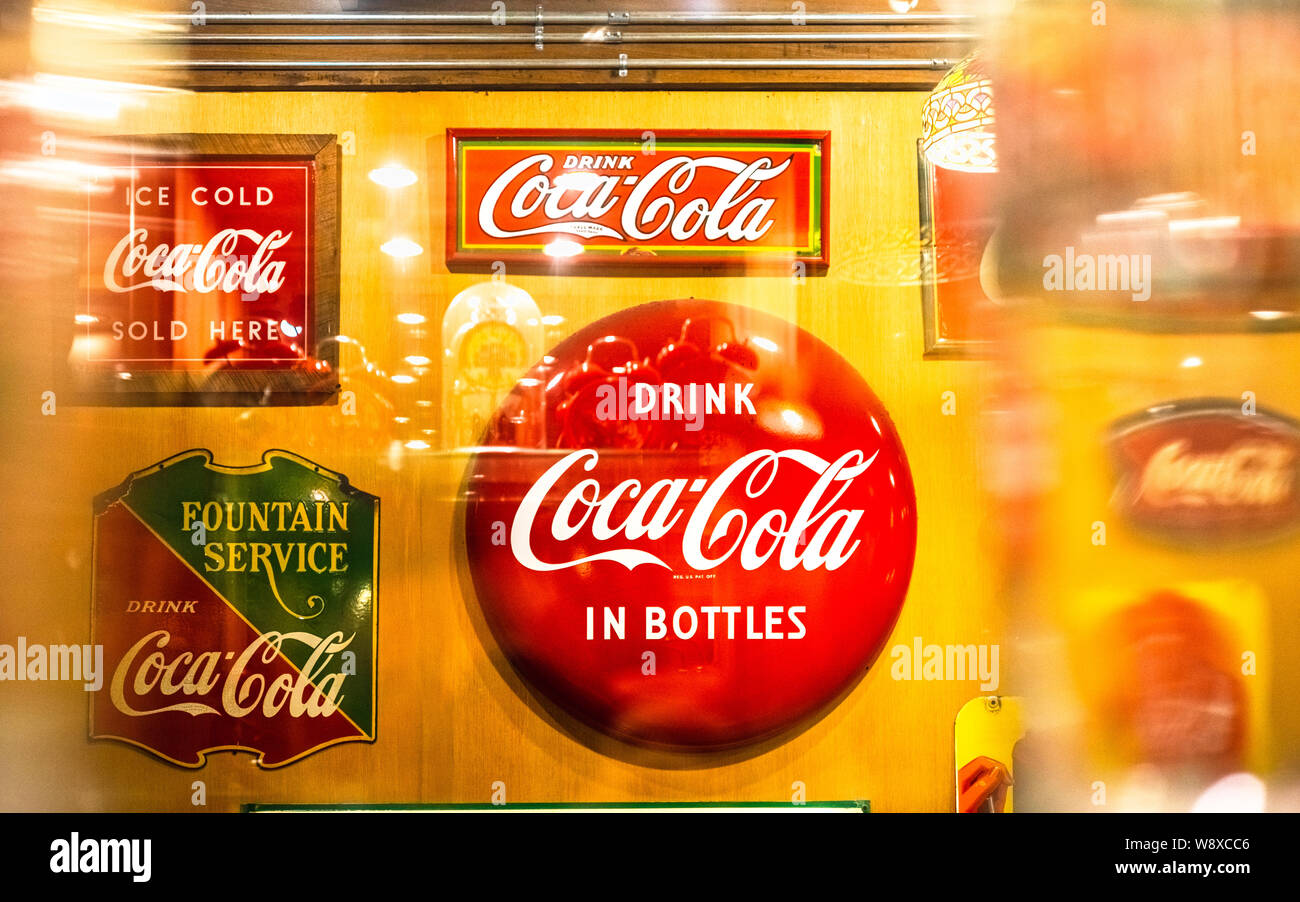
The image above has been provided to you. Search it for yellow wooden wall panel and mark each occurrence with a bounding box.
[0,90,998,813]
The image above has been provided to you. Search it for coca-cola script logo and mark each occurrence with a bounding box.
[511,448,875,574]
[104,227,293,295]
[91,450,378,767]
[84,161,313,366]
[447,129,828,268]
[462,300,916,751]
[1109,399,1300,543]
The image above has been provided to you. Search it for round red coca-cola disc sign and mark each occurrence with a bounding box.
[462,299,916,751]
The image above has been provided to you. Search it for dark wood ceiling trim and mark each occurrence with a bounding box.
[111,2,976,90]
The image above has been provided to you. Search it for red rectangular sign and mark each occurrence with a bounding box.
[446,129,829,269]
[74,134,340,405]
[85,161,314,366]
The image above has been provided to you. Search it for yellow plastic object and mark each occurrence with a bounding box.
[955,696,1025,812]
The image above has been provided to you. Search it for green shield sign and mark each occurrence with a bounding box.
[91,449,378,768]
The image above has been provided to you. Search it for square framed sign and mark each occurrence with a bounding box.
[73,133,340,405]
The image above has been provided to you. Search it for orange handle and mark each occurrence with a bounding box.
[958,755,1011,813]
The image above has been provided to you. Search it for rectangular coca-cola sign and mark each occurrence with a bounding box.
[445,129,829,269]
[76,134,339,405]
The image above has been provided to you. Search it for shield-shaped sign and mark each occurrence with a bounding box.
[90,449,378,768]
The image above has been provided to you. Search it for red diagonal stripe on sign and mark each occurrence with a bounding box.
[92,501,364,767]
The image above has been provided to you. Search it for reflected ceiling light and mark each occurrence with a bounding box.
[5,76,120,120]
[0,158,116,192]
[404,439,431,451]
[368,165,418,188]
[5,75,177,121]
[396,312,426,325]
[404,355,432,366]
[391,373,417,384]
[757,400,823,441]
[381,237,423,258]
[543,238,585,258]
[74,313,97,324]
[394,416,410,424]
[1250,310,1290,321]
[1168,216,1242,234]
[750,336,778,353]
[1134,192,1203,214]
[1095,209,1168,230]
[1180,356,1203,368]
[920,50,997,173]
[30,7,170,35]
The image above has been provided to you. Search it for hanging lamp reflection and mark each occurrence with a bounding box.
[921,50,997,174]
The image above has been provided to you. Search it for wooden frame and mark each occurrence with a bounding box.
[71,133,340,406]
[445,128,830,274]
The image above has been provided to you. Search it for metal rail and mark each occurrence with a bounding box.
[146,57,962,71]
[144,12,977,26]
[146,31,978,45]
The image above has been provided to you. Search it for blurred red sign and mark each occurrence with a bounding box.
[1109,400,1300,543]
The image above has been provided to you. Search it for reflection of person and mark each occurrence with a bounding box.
[959,755,1011,812]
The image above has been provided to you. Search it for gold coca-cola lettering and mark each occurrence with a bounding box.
[108,629,352,720]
